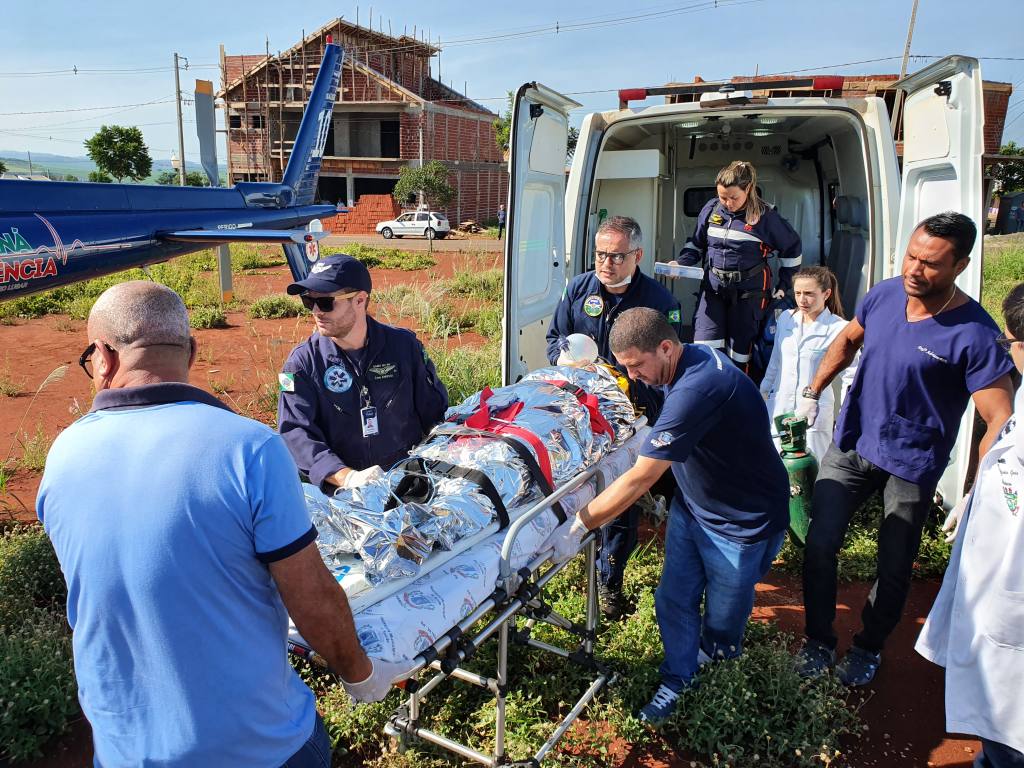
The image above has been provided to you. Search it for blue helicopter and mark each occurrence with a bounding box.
[0,42,347,302]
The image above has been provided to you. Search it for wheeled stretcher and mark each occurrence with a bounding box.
[288,365,648,764]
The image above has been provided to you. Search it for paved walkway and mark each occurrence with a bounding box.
[322,234,504,252]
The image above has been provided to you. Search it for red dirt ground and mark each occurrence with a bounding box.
[3,252,980,767]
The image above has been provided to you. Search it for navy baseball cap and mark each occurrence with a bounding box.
[286,254,372,295]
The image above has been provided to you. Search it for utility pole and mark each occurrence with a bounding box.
[174,53,187,186]
[27,150,33,175]
[892,0,920,139]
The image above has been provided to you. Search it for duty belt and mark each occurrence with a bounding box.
[711,263,767,285]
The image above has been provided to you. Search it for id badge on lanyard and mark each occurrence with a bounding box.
[358,386,379,437]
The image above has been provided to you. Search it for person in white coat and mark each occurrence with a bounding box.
[760,266,855,461]
[915,281,1024,768]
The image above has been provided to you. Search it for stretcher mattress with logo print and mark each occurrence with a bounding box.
[289,425,648,665]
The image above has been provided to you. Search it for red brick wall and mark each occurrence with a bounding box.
[324,194,400,234]
[982,86,1012,154]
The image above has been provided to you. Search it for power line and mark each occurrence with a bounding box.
[0,64,219,78]
[0,97,176,117]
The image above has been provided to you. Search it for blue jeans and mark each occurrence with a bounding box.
[282,714,331,768]
[655,502,784,692]
[975,739,1024,768]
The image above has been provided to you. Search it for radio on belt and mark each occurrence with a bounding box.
[654,262,704,280]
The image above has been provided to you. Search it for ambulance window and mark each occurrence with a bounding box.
[684,187,717,217]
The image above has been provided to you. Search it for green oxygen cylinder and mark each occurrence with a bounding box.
[774,413,818,546]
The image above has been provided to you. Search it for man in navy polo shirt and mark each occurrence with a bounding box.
[546,216,682,620]
[542,306,789,724]
[278,254,448,492]
[794,212,1015,686]
[38,282,407,767]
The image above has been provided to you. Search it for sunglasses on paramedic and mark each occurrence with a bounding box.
[299,291,359,312]
[78,341,115,379]
[594,248,638,265]
[995,332,1020,353]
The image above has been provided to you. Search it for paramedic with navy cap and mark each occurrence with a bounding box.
[793,212,1014,687]
[545,215,681,619]
[674,160,802,370]
[542,306,789,724]
[278,254,448,491]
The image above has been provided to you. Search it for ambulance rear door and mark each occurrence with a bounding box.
[893,55,986,504]
[502,83,581,384]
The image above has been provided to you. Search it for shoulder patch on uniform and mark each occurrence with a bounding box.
[583,295,604,317]
[278,372,295,392]
[709,213,724,225]
[667,309,680,324]
[324,364,353,393]
[650,431,675,449]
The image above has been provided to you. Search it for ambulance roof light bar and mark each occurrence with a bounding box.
[618,76,845,109]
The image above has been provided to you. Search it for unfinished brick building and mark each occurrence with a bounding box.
[220,18,508,232]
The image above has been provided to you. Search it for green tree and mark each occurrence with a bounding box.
[63,174,79,182]
[494,92,579,162]
[84,125,152,183]
[392,160,454,210]
[155,169,208,187]
[88,170,113,183]
[0,159,6,175]
[992,141,1024,193]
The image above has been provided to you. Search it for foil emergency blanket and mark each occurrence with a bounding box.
[290,426,649,664]
[305,364,635,587]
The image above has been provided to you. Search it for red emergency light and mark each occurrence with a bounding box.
[618,76,846,108]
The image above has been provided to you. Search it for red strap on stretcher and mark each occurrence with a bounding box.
[461,386,555,487]
[543,380,616,441]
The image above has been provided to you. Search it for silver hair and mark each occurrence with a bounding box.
[596,215,643,251]
[89,281,191,348]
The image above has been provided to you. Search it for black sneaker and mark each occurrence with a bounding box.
[836,646,881,686]
[794,639,836,678]
[597,583,628,620]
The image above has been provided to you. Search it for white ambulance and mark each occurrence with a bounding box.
[502,56,987,507]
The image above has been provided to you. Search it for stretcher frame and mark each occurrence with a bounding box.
[381,462,614,766]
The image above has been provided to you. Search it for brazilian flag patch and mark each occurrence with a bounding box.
[667,309,680,324]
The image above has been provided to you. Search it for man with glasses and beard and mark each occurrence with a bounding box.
[278,254,448,491]
[546,215,681,619]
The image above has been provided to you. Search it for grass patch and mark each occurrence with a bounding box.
[16,425,51,473]
[249,295,309,320]
[189,306,228,329]
[462,303,503,339]
[443,268,503,301]
[0,360,23,398]
[428,341,501,405]
[981,234,1024,322]
[321,244,436,271]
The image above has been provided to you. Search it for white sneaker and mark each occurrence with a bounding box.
[638,683,680,724]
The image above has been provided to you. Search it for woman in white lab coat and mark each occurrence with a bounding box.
[760,266,855,461]
[915,282,1024,767]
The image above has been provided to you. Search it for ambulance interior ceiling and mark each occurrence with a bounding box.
[591,110,871,322]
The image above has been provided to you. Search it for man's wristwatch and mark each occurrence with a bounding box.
[801,386,820,401]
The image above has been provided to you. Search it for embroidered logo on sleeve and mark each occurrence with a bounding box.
[667,309,681,324]
[278,372,295,392]
[650,431,675,449]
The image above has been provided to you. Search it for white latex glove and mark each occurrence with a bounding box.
[342,657,416,703]
[795,396,819,427]
[760,388,771,402]
[941,495,970,543]
[542,516,589,565]
[773,289,786,300]
[342,465,384,489]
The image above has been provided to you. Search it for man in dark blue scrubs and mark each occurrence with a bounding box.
[794,212,1015,686]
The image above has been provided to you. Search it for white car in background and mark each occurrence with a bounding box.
[376,210,450,239]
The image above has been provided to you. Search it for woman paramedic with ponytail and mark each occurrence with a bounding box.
[673,161,803,371]
[760,266,856,461]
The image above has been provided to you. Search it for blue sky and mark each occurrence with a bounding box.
[3,0,1022,167]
